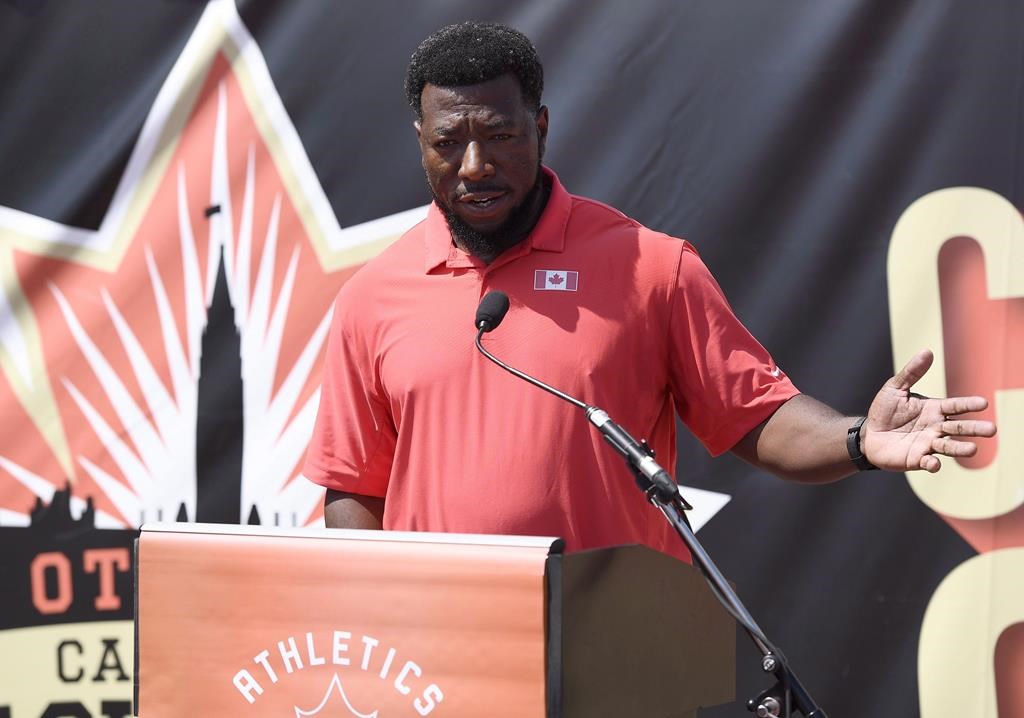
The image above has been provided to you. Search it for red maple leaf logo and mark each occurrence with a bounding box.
[0,3,425,528]
[548,273,564,285]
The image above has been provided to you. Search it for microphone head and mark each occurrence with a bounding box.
[475,291,510,332]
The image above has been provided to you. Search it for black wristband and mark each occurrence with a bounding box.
[847,416,878,471]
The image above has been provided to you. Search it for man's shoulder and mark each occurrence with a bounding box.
[329,219,428,329]
[564,192,694,258]
[340,219,428,287]
[566,192,640,230]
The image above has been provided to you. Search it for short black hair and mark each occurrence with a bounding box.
[405,21,544,119]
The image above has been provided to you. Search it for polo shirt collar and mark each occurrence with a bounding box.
[423,166,571,273]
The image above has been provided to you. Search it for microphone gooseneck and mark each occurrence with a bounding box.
[473,294,587,411]
[469,291,827,718]
[472,292,680,501]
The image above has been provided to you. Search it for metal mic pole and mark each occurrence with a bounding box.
[473,303,828,718]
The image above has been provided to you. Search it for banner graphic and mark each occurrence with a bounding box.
[0,1,1021,714]
[888,187,1024,716]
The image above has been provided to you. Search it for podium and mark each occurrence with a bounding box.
[134,523,734,717]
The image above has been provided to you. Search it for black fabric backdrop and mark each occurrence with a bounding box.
[1,1,1020,715]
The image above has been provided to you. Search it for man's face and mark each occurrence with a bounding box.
[416,74,548,255]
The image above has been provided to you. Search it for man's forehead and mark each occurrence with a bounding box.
[430,114,515,136]
[419,75,527,122]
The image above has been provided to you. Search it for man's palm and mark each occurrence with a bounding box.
[863,350,996,473]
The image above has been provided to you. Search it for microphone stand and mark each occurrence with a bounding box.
[475,327,827,718]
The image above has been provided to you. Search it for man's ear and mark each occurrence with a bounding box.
[414,119,422,140]
[536,106,549,159]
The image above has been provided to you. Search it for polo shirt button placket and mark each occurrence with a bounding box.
[479,261,500,310]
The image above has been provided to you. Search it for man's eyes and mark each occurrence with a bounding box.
[433,134,514,149]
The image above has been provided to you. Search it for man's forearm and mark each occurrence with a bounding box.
[324,489,385,529]
[732,394,860,484]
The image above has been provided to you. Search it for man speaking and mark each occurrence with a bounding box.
[303,22,994,559]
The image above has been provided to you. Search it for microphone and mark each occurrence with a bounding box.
[472,292,686,505]
[475,291,510,332]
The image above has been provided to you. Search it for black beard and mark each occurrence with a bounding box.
[432,167,548,263]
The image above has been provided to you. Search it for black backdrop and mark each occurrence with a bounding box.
[1,1,1021,715]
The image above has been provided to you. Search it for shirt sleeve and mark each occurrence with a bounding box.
[302,288,396,497]
[668,242,800,456]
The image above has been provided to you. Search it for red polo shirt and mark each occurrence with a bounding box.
[304,169,798,559]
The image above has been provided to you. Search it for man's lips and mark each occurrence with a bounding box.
[456,189,507,204]
[453,189,510,219]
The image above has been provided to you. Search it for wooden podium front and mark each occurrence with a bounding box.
[135,523,733,717]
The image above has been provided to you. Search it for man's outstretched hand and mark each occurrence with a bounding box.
[862,349,998,473]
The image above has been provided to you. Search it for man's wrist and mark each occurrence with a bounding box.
[847,416,878,471]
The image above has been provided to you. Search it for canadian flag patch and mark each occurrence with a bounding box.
[534,269,579,291]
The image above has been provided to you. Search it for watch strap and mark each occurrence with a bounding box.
[847,416,878,471]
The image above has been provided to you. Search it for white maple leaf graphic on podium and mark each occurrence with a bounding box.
[294,673,378,718]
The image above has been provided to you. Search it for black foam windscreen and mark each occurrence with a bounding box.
[475,291,510,332]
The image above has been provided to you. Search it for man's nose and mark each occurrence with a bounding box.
[458,141,494,181]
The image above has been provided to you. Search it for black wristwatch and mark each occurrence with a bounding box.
[847,416,878,471]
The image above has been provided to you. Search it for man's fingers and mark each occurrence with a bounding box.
[940,418,997,438]
[939,396,990,416]
[888,349,934,391]
[920,454,941,473]
[932,436,979,457]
